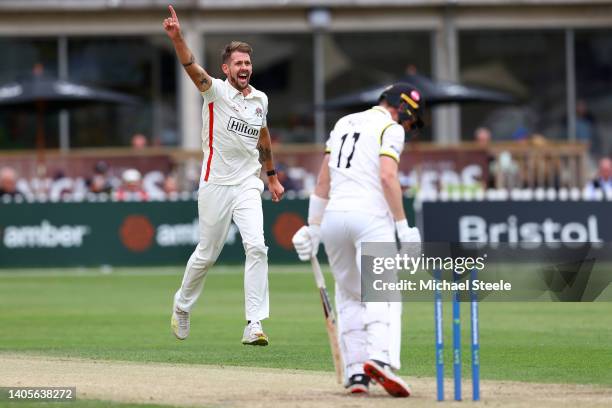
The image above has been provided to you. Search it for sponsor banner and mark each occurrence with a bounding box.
[422,201,611,245]
[0,200,304,267]
[0,199,416,268]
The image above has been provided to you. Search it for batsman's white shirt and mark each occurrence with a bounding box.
[199,78,268,186]
[325,106,405,217]
[322,106,406,377]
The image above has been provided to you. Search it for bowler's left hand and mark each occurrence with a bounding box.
[268,177,285,202]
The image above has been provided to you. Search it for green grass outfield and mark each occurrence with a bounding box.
[0,265,610,388]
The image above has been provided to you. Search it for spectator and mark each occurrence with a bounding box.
[530,133,548,148]
[49,170,73,201]
[131,133,148,149]
[0,166,24,199]
[585,157,612,198]
[511,126,530,143]
[94,160,109,175]
[491,151,520,189]
[474,126,491,148]
[576,99,596,145]
[163,174,180,197]
[87,160,113,194]
[473,127,494,189]
[115,169,148,201]
[89,174,112,194]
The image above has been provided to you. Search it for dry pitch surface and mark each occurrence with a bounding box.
[1,354,610,408]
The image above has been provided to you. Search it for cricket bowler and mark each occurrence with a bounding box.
[163,5,284,346]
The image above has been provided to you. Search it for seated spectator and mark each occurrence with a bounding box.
[163,174,180,197]
[90,174,112,194]
[0,166,25,199]
[114,169,148,201]
[86,160,113,194]
[49,170,74,201]
[585,157,612,198]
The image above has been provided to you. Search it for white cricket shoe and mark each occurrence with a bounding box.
[171,305,190,340]
[363,359,411,397]
[241,321,269,346]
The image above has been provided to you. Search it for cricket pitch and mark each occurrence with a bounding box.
[1,354,610,407]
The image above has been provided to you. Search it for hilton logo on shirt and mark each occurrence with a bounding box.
[227,117,260,140]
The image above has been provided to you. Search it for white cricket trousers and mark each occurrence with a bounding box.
[174,175,269,322]
[321,210,402,379]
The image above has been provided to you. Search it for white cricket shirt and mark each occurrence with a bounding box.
[199,78,269,186]
[325,106,406,216]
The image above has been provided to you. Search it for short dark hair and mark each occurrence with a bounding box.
[222,41,253,64]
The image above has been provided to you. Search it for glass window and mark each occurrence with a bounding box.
[67,36,177,147]
[204,33,314,143]
[325,32,432,141]
[575,29,612,158]
[0,38,58,149]
[459,30,566,142]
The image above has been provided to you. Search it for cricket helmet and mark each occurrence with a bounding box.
[379,83,424,129]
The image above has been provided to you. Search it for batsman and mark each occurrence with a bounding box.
[293,84,424,396]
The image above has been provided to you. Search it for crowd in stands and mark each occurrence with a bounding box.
[1,123,610,201]
[1,153,611,202]
[0,158,306,202]
[472,122,608,195]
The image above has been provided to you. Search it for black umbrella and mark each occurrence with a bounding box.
[0,74,138,175]
[324,73,515,110]
[0,75,138,110]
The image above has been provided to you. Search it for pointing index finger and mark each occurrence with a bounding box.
[168,5,178,20]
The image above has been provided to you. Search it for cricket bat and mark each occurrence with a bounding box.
[310,256,344,384]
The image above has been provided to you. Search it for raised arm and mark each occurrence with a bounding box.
[163,5,213,93]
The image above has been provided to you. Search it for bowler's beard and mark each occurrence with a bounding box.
[229,71,250,91]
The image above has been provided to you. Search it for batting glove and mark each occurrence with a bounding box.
[396,220,421,243]
[292,225,321,261]
[396,219,422,261]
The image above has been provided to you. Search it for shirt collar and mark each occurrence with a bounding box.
[371,106,393,119]
[225,79,261,100]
